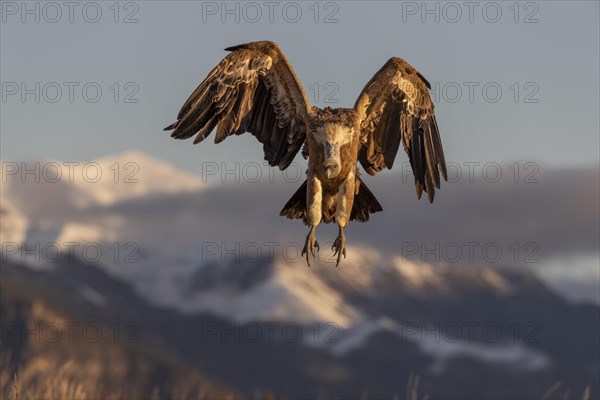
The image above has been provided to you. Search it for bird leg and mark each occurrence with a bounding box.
[332,170,355,266]
[301,176,322,267]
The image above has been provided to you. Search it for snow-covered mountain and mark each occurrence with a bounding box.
[1,152,598,398]
[3,247,596,398]
[2,152,598,303]
[1,151,202,218]
[1,151,204,265]
[73,151,204,207]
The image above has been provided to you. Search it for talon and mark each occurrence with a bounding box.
[336,247,344,267]
[301,245,310,267]
[332,232,347,267]
[302,231,319,267]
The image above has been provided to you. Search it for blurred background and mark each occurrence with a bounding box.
[1,1,599,399]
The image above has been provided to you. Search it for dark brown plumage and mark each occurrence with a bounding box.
[165,41,313,170]
[164,41,448,266]
[355,57,447,202]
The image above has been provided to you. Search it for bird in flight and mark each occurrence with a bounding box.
[165,41,447,266]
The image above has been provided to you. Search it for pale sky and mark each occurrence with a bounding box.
[1,1,599,173]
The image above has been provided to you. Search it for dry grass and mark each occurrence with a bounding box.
[3,360,236,400]
[1,278,237,400]
[540,380,592,400]
[4,361,113,400]
[2,365,595,400]
[397,373,429,400]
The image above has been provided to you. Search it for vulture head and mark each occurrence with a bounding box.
[312,107,357,179]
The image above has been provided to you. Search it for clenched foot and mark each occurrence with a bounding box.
[331,231,346,267]
[301,230,319,267]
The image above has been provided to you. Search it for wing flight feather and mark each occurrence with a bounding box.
[354,58,447,202]
[165,41,314,170]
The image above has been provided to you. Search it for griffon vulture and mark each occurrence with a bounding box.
[164,41,447,266]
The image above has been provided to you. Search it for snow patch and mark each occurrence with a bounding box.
[0,196,28,244]
[78,285,107,307]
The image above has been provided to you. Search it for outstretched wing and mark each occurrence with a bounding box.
[164,41,314,170]
[354,58,447,202]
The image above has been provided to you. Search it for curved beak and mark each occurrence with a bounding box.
[323,159,341,179]
[323,142,341,179]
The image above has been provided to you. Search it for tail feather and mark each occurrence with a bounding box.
[279,178,383,224]
[351,178,383,222]
[280,181,308,222]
